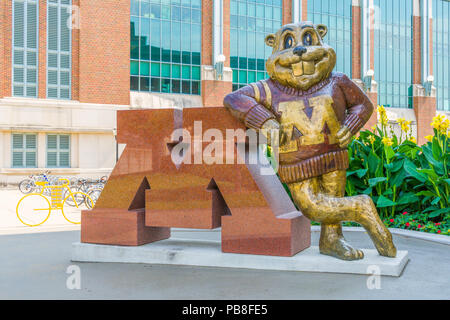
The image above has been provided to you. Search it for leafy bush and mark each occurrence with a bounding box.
[346,107,449,235]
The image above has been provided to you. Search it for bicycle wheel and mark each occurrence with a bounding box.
[16,194,51,227]
[63,187,84,207]
[62,192,93,224]
[19,179,35,194]
[86,188,102,209]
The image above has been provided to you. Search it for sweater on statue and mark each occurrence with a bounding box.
[224,72,374,184]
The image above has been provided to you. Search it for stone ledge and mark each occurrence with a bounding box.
[72,238,409,277]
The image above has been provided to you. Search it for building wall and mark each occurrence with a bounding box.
[0,1,129,184]
[0,0,449,185]
[78,0,130,105]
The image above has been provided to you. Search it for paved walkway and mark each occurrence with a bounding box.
[0,228,449,299]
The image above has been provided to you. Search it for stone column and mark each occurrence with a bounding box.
[0,0,12,98]
[201,0,232,107]
[37,133,46,168]
[282,0,292,25]
[301,0,308,20]
[354,0,377,130]
[71,0,80,101]
[412,0,436,145]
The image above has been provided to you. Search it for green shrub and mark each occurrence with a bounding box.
[346,107,449,235]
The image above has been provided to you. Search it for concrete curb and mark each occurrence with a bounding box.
[172,226,450,245]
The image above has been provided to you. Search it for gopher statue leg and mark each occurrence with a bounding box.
[318,171,364,260]
[287,170,397,260]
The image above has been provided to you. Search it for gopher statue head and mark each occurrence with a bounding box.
[265,22,336,91]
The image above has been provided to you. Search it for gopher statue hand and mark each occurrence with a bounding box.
[260,119,287,146]
[336,125,353,148]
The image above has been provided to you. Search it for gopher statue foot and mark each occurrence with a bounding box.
[319,224,364,261]
[370,226,397,258]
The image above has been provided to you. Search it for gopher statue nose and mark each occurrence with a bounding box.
[293,46,307,57]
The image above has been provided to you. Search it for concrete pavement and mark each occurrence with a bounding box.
[0,228,449,299]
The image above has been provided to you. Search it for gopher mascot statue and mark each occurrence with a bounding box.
[224,22,397,261]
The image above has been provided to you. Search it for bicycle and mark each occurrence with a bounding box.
[18,170,51,194]
[16,178,94,227]
[85,187,103,209]
[64,177,106,208]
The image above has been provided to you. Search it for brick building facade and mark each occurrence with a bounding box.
[0,0,449,183]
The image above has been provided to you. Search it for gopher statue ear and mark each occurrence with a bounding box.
[265,34,276,47]
[316,24,328,39]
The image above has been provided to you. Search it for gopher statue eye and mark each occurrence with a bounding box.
[303,33,313,46]
[284,35,294,49]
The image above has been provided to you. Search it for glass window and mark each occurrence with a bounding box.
[12,0,38,97]
[374,0,413,109]
[307,0,352,77]
[12,134,37,168]
[433,0,450,111]
[131,0,201,95]
[230,0,282,91]
[47,0,72,100]
[47,134,70,168]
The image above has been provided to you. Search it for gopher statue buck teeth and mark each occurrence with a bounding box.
[224,22,397,261]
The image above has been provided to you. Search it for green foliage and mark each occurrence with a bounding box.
[346,112,450,235]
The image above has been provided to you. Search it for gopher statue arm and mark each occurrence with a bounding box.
[336,73,375,148]
[223,86,277,131]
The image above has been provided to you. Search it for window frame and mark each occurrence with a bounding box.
[130,0,202,95]
[12,0,39,98]
[46,134,71,168]
[230,0,283,91]
[46,0,72,100]
[433,0,450,112]
[374,0,413,109]
[11,133,38,168]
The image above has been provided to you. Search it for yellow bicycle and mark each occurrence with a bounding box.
[16,178,93,227]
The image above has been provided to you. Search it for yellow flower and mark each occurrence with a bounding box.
[447,131,450,139]
[425,135,433,142]
[371,125,377,131]
[401,120,411,133]
[409,136,417,144]
[377,106,388,126]
[431,114,447,131]
[368,135,376,144]
[440,119,449,134]
[382,136,393,147]
[397,117,405,125]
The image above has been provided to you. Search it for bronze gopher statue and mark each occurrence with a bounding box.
[224,22,397,260]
